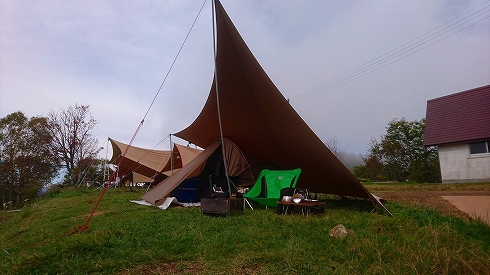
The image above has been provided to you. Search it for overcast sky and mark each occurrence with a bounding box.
[1,0,489,157]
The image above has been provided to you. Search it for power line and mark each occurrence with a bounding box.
[289,1,490,103]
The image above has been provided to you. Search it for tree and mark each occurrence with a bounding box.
[46,104,102,185]
[75,157,108,187]
[324,137,345,161]
[0,112,59,205]
[354,118,441,183]
[324,137,363,170]
[409,145,441,183]
[354,138,384,181]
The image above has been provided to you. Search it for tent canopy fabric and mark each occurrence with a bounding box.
[161,143,205,172]
[142,1,390,214]
[244,168,301,207]
[109,138,202,180]
[132,172,153,184]
[142,139,251,205]
[109,138,171,179]
[174,0,374,200]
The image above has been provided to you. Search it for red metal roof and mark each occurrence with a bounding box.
[424,84,490,146]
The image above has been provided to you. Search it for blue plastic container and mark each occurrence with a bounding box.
[173,177,199,203]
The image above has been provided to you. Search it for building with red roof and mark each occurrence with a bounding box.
[424,84,490,183]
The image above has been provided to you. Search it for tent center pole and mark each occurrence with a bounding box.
[212,0,232,197]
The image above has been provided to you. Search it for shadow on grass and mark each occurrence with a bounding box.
[320,194,380,213]
[246,195,381,216]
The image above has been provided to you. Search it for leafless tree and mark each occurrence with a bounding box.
[46,104,101,185]
[324,137,345,161]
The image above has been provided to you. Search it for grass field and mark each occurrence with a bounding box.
[1,184,489,274]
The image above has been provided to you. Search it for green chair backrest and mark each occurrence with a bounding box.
[244,168,301,207]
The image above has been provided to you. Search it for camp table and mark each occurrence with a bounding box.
[277,200,326,215]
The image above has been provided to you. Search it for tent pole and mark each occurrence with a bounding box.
[170,134,174,174]
[212,0,232,198]
[103,138,109,184]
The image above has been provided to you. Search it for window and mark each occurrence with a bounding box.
[469,141,490,154]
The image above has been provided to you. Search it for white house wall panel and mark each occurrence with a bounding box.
[438,143,490,183]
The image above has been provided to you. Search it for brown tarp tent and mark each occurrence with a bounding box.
[142,139,252,205]
[109,138,202,180]
[132,172,153,184]
[118,171,153,187]
[142,0,387,212]
[109,138,171,179]
[161,143,206,172]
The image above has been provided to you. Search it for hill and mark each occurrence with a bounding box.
[1,185,489,274]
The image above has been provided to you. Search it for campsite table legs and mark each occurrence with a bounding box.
[277,201,326,215]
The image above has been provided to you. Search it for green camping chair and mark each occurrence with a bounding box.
[244,168,301,207]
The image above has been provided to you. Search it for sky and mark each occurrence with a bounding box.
[1,0,489,158]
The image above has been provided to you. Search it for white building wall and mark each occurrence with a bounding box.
[438,143,490,183]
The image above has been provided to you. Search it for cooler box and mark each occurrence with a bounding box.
[171,177,199,203]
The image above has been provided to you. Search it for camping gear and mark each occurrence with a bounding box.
[244,168,301,207]
[209,175,241,198]
[109,138,202,180]
[293,194,302,203]
[141,0,390,214]
[109,138,172,178]
[276,200,326,215]
[170,177,199,203]
[200,197,244,217]
[280,188,311,202]
[142,139,253,205]
[282,196,293,202]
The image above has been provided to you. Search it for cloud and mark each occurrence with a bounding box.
[1,0,489,157]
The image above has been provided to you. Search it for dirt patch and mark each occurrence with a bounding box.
[441,196,490,223]
[119,262,263,275]
[366,183,490,222]
[118,262,205,275]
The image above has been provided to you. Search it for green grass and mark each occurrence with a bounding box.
[1,187,489,274]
